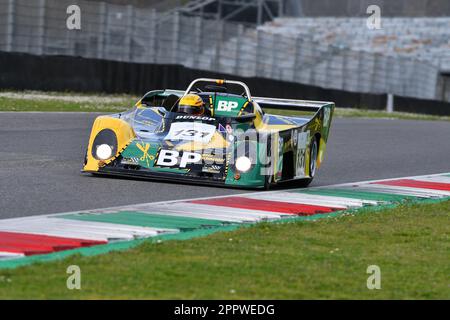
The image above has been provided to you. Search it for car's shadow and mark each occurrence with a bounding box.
[82,172,310,191]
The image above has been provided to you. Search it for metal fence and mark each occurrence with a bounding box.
[200,29,441,101]
[0,0,443,100]
[0,0,249,63]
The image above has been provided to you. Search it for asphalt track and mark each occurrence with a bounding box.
[0,112,449,219]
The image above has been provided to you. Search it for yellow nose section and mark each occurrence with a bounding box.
[83,116,136,172]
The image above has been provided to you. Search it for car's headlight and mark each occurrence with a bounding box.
[91,129,118,161]
[96,144,113,160]
[235,156,252,172]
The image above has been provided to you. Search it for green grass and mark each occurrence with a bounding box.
[0,95,136,112]
[0,91,449,121]
[0,200,448,299]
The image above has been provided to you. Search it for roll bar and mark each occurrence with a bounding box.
[184,78,252,100]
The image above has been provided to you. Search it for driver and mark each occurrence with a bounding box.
[177,94,205,116]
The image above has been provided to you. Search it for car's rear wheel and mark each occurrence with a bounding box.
[309,137,318,178]
[295,137,318,188]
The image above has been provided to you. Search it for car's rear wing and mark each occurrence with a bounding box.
[253,96,334,114]
[254,97,335,150]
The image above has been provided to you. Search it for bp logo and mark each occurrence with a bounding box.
[217,100,239,112]
[156,150,202,168]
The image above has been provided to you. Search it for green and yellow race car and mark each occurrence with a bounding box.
[83,78,334,189]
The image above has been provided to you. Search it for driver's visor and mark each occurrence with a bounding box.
[178,104,205,115]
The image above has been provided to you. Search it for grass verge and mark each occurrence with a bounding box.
[0,200,448,299]
[0,91,449,121]
[0,94,136,112]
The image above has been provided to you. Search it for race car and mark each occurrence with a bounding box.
[82,78,334,189]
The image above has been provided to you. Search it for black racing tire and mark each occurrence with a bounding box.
[294,137,318,188]
[83,149,88,166]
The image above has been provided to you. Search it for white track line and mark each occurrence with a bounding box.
[127,208,249,223]
[148,203,284,221]
[47,218,179,235]
[0,252,25,258]
[348,185,436,198]
[411,176,450,184]
[243,192,373,208]
[3,218,175,235]
[324,172,450,189]
[0,227,111,242]
[0,218,178,241]
[351,185,449,198]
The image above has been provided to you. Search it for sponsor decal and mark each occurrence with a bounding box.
[175,115,216,121]
[292,129,298,147]
[201,164,222,174]
[165,122,216,144]
[202,153,225,165]
[297,131,309,149]
[276,136,284,180]
[295,130,310,177]
[217,100,239,112]
[136,142,155,167]
[218,123,226,133]
[121,157,140,165]
[312,117,321,131]
[156,150,202,168]
[323,107,331,128]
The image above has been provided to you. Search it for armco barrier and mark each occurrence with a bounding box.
[0,51,449,115]
[394,95,450,116]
